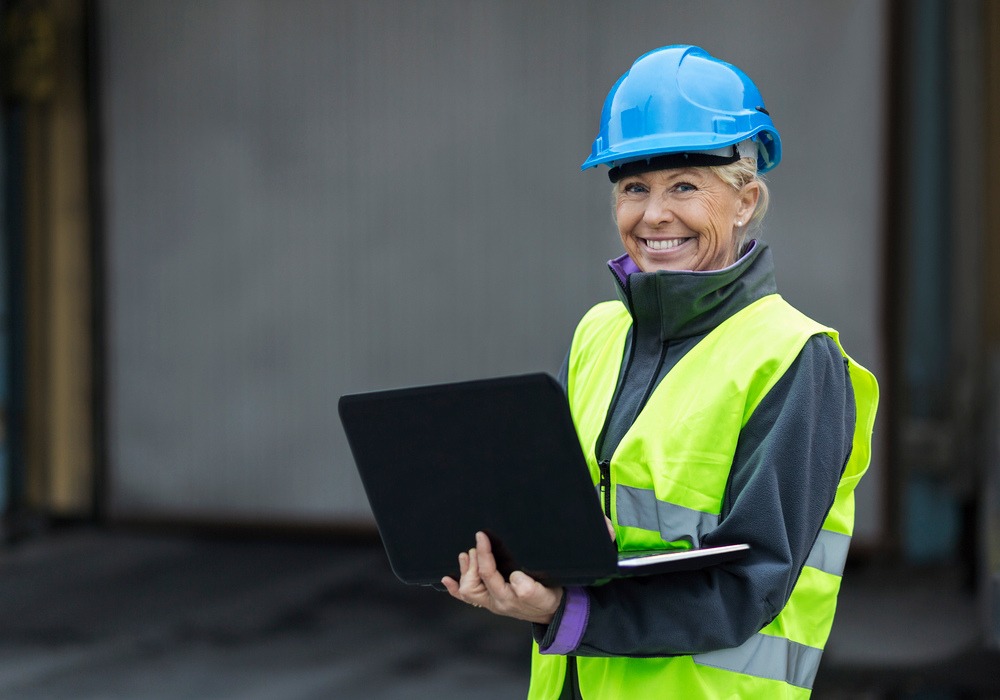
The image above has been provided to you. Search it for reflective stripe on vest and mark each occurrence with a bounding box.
[528,294,879,700]
[617,483,853,577]
[615,484,719,547]
[806,528,852,577]
[694,632,823,689]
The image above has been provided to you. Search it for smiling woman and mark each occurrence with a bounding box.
[443,44,879,700]
[613,164,760,272]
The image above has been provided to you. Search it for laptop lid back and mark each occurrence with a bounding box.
[338,373,618,586]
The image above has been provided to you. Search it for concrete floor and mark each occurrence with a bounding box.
[0,526,997,699]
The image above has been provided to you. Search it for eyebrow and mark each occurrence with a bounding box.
[623,168,706,186]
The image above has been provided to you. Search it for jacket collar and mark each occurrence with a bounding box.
[608,240,779,342]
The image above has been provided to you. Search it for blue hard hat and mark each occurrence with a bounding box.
[582,45,781,177]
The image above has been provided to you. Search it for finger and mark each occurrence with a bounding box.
[509,570,555,603]
[475,532,497,576]
[459,547,486,599]
[441,576,460,597]
[605,516,616,541]
[454,547,481,601]
[464,547,479,581]
[475,534,509,600]
[508,570,534,597]
[509,571,562,623]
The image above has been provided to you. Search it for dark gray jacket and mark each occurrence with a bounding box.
[536,242,856,697]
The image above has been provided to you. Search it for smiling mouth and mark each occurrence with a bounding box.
[644,237,691,251]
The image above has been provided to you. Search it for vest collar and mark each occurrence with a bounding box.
[608,240,779,342]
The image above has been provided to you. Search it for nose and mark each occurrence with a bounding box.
[642,192,675,226]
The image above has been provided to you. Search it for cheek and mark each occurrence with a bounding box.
[703,201,737,241]
[615,203,640,237]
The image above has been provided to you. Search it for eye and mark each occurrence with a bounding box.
[673,182,696,193]
[622,181,648,195]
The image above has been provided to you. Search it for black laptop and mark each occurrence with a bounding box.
[338,373,748,587]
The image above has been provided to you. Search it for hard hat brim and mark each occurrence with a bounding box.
[581,126,781,175]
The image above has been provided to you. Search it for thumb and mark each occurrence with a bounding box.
[509,570,533,594]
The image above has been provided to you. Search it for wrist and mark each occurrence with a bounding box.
[534,586,564,625]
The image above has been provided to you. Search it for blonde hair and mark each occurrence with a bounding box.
[708,158,770,253]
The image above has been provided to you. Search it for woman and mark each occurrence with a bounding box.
[442,45,878,699]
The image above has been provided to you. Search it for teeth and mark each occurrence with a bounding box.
[646,238,687,250]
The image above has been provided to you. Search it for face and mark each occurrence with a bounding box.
[614,167,759,273]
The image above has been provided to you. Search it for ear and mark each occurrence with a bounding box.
[735,181,761,223]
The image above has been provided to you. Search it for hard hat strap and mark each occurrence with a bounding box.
[608,145,741,183]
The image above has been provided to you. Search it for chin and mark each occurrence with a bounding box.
[640,258,695,273]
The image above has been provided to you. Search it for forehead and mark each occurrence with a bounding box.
[630,166,713,181]
[619,166,726,188]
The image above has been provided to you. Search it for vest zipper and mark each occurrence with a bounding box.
[599,459,611,517]
[595,276,671,514]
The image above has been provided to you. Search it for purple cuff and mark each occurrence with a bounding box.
[538,586,589,655]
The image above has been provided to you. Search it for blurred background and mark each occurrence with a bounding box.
[0,0,998,697]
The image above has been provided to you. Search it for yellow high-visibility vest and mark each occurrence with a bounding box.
[529,294,878,700]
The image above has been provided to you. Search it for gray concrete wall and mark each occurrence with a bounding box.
[99,1,887,539]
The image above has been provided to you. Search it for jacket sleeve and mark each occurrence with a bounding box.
[535,334,857,657]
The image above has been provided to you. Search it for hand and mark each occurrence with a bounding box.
[441,531,563,624]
